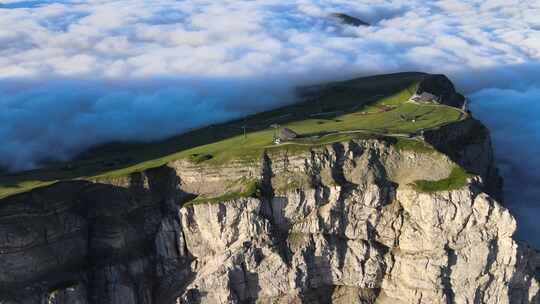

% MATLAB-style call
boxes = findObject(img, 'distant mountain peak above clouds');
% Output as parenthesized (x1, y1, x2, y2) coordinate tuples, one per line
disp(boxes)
(329, 13, 370, 27)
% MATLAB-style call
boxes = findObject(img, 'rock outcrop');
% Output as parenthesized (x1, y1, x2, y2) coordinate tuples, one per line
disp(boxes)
(0, 117, 538, 303)
(416, 74, 466, 108)
(329, 13, 370, 27)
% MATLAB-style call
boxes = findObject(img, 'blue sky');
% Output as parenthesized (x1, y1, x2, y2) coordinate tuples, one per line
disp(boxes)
(0, 0, 540, 245)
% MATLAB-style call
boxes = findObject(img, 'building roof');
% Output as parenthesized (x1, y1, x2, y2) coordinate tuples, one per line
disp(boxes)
(280, 128, 299, 140)
(411, 92, 438, 103)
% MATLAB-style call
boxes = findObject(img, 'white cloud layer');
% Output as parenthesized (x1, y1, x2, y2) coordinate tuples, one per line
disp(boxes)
(471, 87, 540, 245)
(0, 0, 540, 243)
(0, 0, 538, 79)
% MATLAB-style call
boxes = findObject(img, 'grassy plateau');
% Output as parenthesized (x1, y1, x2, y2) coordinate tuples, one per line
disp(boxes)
(0, 72, 467, 199)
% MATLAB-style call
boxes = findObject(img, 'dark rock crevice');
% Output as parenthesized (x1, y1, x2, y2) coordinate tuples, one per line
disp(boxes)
(0, 165, 195, 303)
(441, 245, 457, 304)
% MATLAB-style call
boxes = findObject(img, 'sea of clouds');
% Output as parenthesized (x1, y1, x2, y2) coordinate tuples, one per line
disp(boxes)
(0, 0, 539, 244)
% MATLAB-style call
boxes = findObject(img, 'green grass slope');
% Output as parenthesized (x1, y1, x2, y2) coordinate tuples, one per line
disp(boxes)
(0, 72, 466, 199)
(413, 166, 473, 193)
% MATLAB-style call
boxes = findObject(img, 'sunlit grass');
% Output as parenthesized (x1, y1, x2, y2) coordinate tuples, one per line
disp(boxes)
(412, 166, 473, 192)
(0, 72, 464, 199)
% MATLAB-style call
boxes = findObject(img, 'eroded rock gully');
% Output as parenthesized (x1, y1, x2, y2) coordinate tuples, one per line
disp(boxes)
(0, 120, 539, 304)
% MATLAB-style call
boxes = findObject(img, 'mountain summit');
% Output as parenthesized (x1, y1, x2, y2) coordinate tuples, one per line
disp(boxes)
(0, 73, 538, 303)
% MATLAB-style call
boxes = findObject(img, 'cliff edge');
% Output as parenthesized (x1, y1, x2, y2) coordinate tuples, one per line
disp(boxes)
(0, 73, 538, 304)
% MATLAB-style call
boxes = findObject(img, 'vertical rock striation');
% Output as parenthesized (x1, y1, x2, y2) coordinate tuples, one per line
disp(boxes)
(0, 118, 538, 303)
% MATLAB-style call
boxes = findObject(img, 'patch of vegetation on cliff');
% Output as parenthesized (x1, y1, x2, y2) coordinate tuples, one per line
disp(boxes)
(276, 180, 303, 194)
(188, 153, 214, 164)
(393, 138, 434, 153)
(89, 174, 131, 186)
(273, 171, 312, 195)
(287, 231, 309, 250)
(412, 166, 473, 192)
(184, 178, 259, 206)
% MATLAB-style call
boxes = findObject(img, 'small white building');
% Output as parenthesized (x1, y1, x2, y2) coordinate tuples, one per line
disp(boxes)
(410, 92, 440, 103)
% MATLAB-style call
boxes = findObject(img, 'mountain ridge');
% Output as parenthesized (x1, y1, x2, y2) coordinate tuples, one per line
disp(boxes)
(0, 72, 463, 199)
(0, 72, 537, 303)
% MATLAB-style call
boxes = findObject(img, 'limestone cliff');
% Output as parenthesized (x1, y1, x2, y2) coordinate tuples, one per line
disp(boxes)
(0, 118, 538, 304)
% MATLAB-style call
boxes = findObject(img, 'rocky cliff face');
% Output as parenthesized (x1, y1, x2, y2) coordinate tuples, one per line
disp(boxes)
(0, 118, 538, 304)
(415, 74, 466, 108)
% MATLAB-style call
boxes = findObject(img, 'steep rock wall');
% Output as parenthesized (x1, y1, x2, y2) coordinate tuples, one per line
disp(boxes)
(0, 120, 538, 304)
